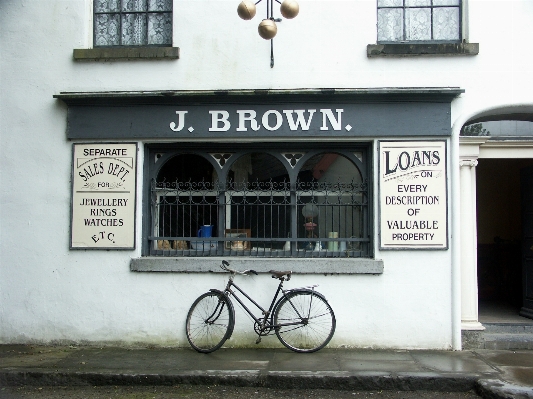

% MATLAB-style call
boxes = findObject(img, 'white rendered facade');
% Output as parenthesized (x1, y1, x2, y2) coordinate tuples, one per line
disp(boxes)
(1, 0, 532, 350)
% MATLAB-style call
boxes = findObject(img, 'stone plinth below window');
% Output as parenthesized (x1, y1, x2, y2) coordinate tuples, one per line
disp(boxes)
(367, 43, 479, 57)
(73, 47, 180, 61)
(130, 257, 384, 275)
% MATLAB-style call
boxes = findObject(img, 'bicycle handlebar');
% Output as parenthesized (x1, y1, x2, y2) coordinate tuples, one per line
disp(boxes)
(220, 260, 257, 276)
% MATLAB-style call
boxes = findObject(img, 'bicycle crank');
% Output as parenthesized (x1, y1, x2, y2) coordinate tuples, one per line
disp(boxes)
(254, 320, 273, 337)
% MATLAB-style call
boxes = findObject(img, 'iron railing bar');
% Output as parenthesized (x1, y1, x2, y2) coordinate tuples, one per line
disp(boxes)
(151, 176, 369, 257)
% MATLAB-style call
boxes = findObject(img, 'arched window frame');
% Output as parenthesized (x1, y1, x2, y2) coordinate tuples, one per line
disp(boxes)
(143, 144, 372, 258)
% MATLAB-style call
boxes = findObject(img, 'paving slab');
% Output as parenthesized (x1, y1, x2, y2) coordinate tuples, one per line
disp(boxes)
(410, 351, 496, 374)
(0, 345, 532, 398)
(475, 350, 533, 390)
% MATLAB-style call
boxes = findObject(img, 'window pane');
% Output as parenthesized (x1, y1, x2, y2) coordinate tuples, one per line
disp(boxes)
(154, 155, 218, 253)
(227, 184, 291, 251)
(297, 154, 364, 253)
(95, 0, 120, 13)
(433, 7, 460, 40)
(378, 8, 403, 42)
(227, 153, 290, 251)
(122, 0, 147, 12)
(95, 0, 172, 47)
(433, 0, 459, 5)
(148, 0, 172, 11)
(122, 14, 148, 45)
(405, 8, 431, 40)
(405, 0, 431, 6)
(94, 14, 120, 46)
(148, 12, 172, 45)
(377, 0, 403, 7)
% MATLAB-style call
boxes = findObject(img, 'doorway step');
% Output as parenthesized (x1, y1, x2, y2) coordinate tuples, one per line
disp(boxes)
(481, 322, 533, 350)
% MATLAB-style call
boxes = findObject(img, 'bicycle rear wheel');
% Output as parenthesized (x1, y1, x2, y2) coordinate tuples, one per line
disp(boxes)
(273, 290, 335, 353)
(186, 291, 234, 353)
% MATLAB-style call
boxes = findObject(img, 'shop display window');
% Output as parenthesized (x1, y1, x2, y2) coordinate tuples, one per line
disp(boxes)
(145, 146, 371, 258)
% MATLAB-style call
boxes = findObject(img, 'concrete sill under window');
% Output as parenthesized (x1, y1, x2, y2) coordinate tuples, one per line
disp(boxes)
(130, 257, 384, 275)
(367, 43, 479, 57)
(73, 47, 180, 61)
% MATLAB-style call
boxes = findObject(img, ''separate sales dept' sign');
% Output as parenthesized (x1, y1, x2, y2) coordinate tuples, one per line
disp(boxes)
(71, 143, 137, 249)
(379, 141, 447, 249)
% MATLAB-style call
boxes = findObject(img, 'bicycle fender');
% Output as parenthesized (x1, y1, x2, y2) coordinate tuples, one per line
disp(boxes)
(286, 288, 329, 302)
(208, 289, 236, 340)
(209, 288, 228, 296)
(273, 288, 330, 314)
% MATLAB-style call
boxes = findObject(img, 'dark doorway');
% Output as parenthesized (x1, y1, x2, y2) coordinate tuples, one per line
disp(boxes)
(476, 159, 533, 322)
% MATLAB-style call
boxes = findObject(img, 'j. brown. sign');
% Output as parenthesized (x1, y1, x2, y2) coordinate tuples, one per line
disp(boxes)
(64, 102, 452, 139)
(379, 141, 448, 250)
(70, 143, 137, 249)
(56, 89, 463, 139)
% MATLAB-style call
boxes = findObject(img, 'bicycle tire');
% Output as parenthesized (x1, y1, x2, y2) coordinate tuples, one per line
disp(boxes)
(186, 291, 234, 353)
(273, 290, 336, 353)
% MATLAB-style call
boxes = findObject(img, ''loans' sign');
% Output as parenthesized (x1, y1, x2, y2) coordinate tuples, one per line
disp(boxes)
(379, 141, 448, 249)
(70, 143, 137, 249)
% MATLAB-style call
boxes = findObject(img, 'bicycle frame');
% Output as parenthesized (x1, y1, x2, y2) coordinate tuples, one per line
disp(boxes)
(219, 273, 310, 334)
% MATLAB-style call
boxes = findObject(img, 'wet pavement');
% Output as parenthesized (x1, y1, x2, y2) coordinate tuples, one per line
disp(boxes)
(0, 345, 531, 398)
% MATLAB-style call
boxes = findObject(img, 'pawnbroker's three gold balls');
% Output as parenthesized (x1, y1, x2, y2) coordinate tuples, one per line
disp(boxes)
(238, 0, 299, 40)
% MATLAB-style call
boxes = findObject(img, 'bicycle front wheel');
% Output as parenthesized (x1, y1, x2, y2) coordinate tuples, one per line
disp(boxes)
(186, 291, 234, 353)
(273, 291, 335, 353)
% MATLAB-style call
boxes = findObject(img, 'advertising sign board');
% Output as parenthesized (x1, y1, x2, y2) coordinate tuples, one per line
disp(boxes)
(70, 143, 137, 249)
(379, 141, 448, 249)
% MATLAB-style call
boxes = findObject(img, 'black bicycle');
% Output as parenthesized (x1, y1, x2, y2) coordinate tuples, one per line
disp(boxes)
(186, 260, 336, 353)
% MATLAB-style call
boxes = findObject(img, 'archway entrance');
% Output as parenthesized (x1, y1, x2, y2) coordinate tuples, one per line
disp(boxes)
(459, 111, 533, 348)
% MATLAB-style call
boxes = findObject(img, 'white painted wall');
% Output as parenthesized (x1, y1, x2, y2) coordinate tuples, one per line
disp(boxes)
(1, 0, 532, 349)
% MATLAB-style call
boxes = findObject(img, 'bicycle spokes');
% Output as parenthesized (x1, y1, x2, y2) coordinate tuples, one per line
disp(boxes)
(274, 291, 336, 353)
(186, 292, 234, 353)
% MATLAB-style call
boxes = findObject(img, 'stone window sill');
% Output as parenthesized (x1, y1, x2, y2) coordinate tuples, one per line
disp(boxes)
(367, 43, 479, 57)
(73, 47, 180, 61)
(130, 257, 384, 275)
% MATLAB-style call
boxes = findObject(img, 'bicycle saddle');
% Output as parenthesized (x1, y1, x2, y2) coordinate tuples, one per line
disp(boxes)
(269, 270, 292, 280)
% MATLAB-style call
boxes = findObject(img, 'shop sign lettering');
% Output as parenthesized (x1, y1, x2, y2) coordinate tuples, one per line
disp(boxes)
(379, 141, 448, 249)
(169, 109, 348, 133)
(71, 143, 137, 249)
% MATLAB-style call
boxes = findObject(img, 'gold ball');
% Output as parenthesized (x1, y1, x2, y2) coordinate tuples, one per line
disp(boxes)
(258, 19, 277, 40)
(280, 0, 299, 19)
(237, 0, 256, 20)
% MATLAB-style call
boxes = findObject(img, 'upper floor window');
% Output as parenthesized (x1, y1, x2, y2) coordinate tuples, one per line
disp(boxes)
(94, 0, 172, 47)
(377, 0, 461, 43)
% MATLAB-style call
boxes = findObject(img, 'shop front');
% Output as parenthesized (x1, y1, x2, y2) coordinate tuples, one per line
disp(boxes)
(55, 88, 462, 349)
